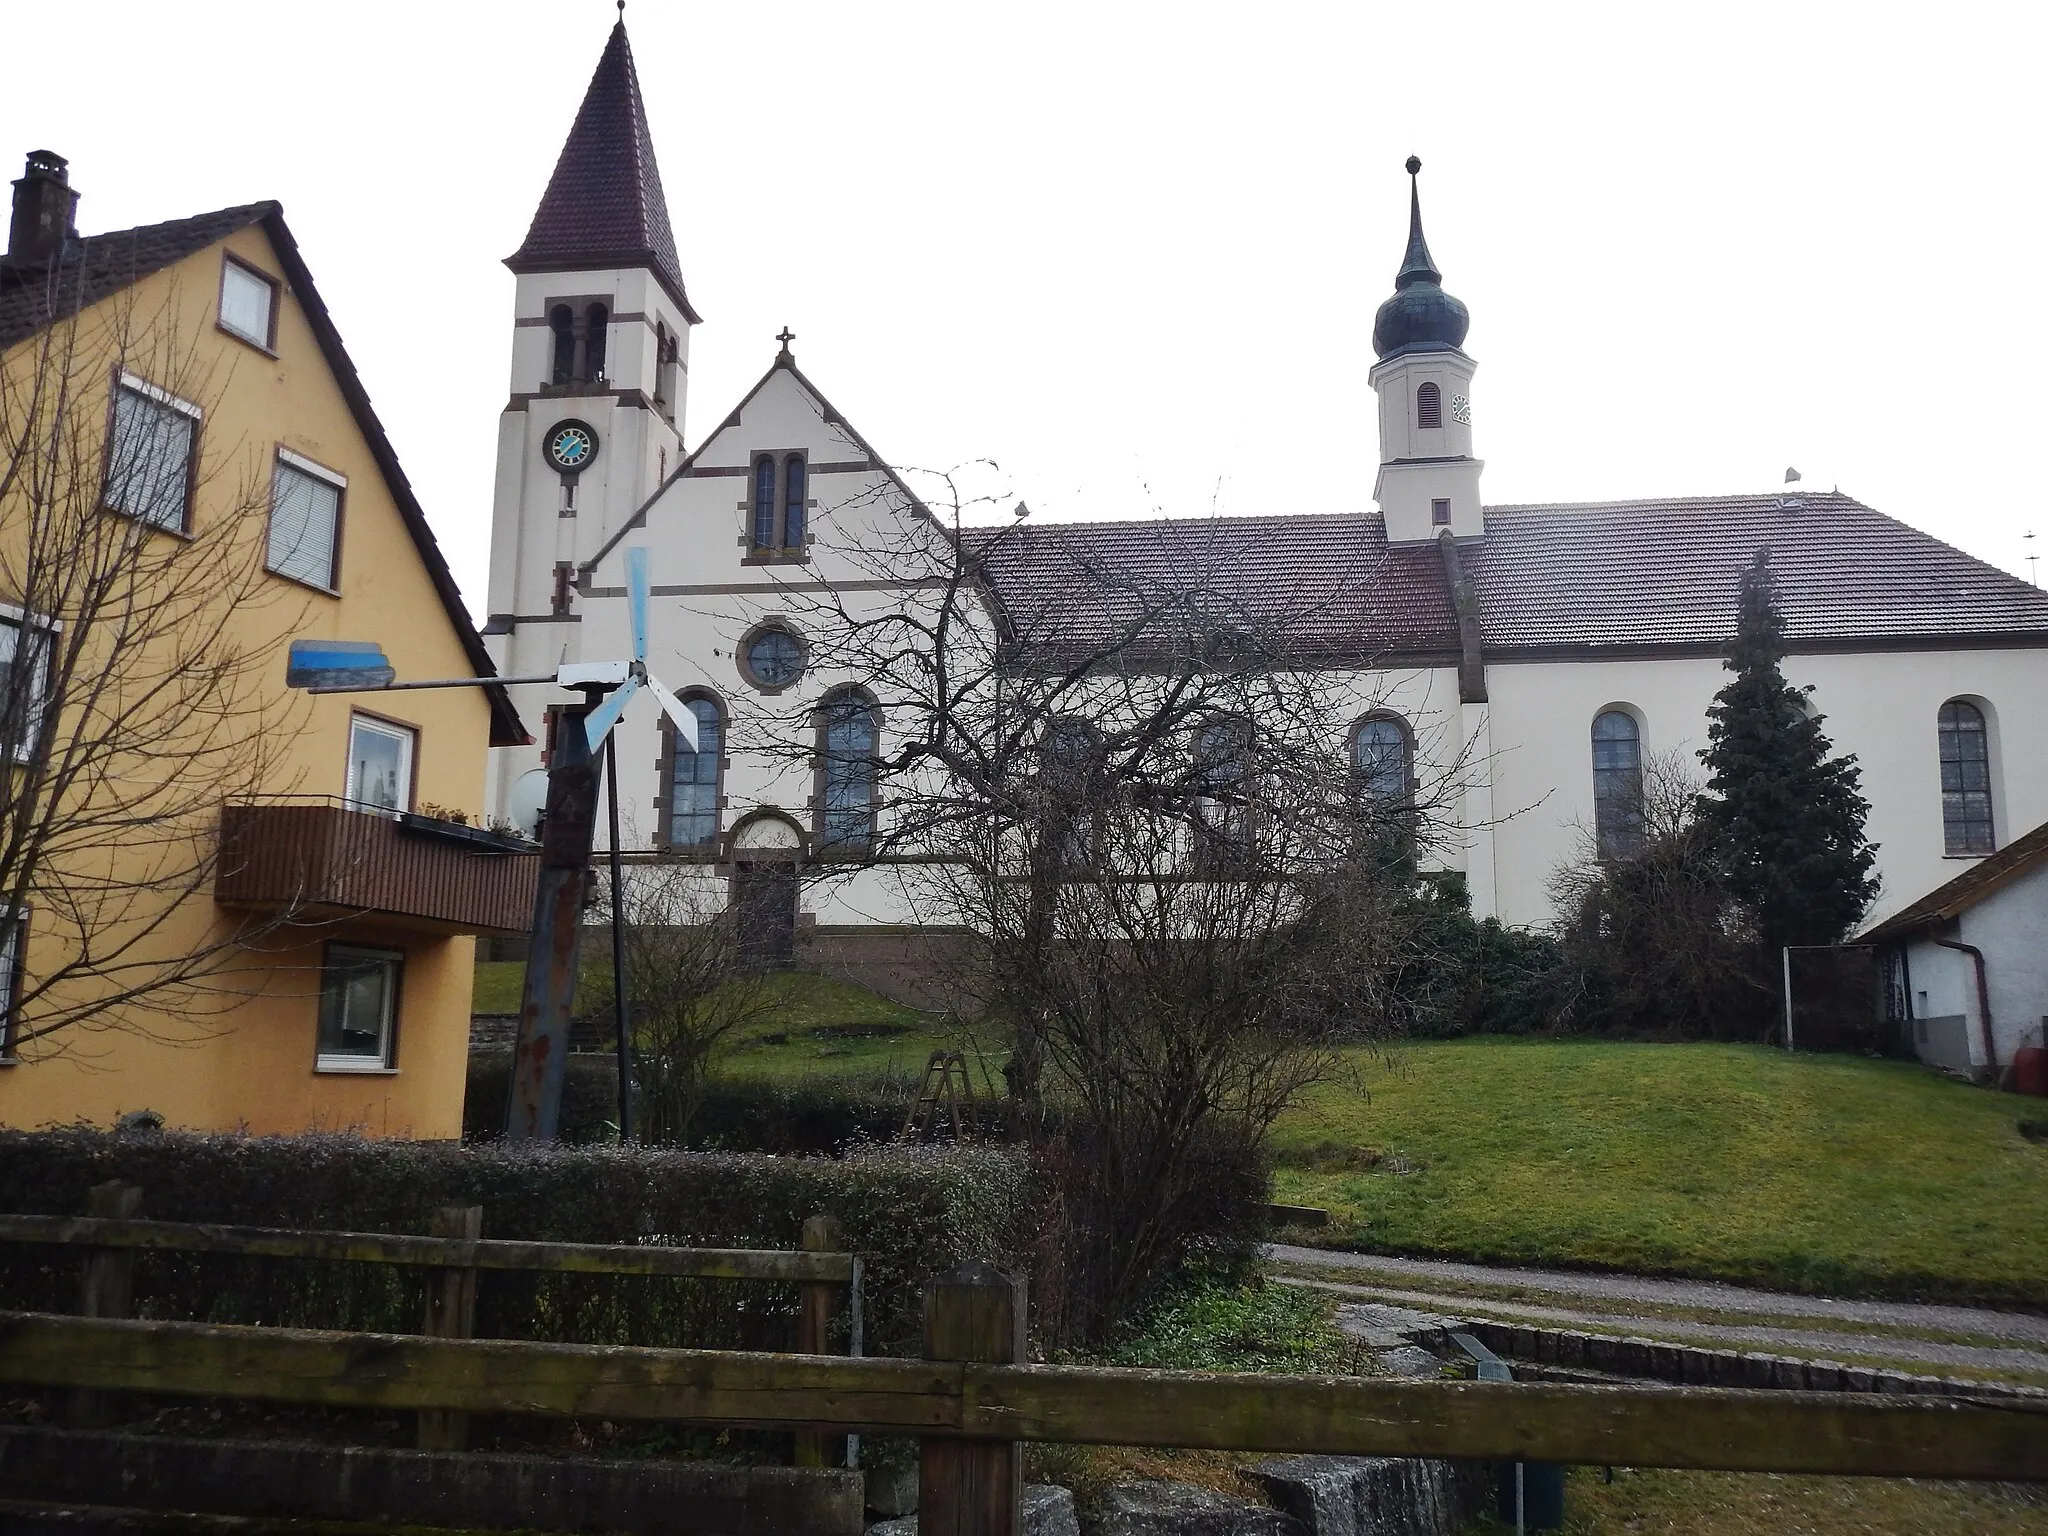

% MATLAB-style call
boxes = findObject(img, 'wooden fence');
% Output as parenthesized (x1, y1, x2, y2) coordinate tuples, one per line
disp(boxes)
(0, 1190, 2043, 1536)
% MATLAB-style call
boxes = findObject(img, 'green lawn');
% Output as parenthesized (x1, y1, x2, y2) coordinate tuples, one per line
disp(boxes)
(1521, 1465, 2048, 1535)
(1272, 1038, 2048, 1308)
(473, 960, 999, 1087)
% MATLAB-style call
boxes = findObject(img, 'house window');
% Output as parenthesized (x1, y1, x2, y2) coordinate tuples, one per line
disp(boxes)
(783, 456, 807, 548)
(1591, 710, 1644, 859)
(104, 374, 199, 532)
(315, 944, 400, 1071)
(346, 715, 415, 812)
(819, 690, 879, 850)
(1042, 718, 1104, 869)
(1416, 381, 1442, 429)
(1352, 715, 1412, 799)
(739, 625, 806, 692)
(549, 306, 575, 386)
(1938, 700, 1995, 856)
(1194, 716, 1254, 859)
(267, 450, 345, 591)
(218, 255, 278, 350)
(0, 608, 54, 765)
(1431, 498, 1452, 527)
(667, 694, 725, 848)
(0, 912, 25, 1058)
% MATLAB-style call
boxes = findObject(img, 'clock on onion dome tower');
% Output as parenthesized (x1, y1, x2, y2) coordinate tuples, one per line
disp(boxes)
(480, 11, 702, 831)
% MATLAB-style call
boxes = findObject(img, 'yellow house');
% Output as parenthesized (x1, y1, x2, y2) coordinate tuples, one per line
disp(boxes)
(0, 151, 529, 1138)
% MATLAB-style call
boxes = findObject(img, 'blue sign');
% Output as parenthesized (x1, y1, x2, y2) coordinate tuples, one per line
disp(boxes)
(287, 639, 395, 692)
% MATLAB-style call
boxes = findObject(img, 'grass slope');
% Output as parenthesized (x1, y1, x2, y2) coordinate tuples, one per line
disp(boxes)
(1534, 1466, 2048, 1534)
(1273, 1038, 2048, 1308)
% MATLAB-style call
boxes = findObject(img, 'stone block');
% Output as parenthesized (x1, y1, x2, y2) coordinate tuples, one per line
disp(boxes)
(1250, 1456, 1487, 1536)
(1840, 1367, 1879, 1393)
(867, 1461, 919, 1517)
(1741, 1353, 1778, 1389)
(869, 1483, 1076, 1536)
(1802, 1362, 1845, 1393)
(1095, 1481, 1306, 1536)
(1770, 1356, 1808, 1390)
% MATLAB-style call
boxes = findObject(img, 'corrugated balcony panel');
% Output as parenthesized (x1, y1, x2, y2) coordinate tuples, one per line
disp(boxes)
(216, 801, 539, 936)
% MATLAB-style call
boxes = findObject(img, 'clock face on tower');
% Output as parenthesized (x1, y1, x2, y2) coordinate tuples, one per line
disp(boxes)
(544, 420, 599, 475)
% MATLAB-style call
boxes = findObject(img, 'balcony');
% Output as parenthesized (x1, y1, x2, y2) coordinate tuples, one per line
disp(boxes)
(216, 799, 539, 936)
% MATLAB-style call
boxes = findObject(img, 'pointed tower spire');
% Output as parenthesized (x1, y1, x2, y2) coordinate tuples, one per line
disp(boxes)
(1373, 156, 1468, 359)
(506, 19, 700, 322)
(1395, 155, 1440, 288)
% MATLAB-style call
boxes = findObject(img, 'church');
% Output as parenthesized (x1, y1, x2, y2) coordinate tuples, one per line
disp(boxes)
(483, 20, 2048, 1017)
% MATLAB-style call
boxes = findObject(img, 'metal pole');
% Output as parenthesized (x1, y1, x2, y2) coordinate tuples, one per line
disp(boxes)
(1781, 946, 1795, 1052)
(606, 735, 633, 1142)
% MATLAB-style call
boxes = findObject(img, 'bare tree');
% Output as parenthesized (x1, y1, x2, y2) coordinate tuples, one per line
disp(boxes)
(0, 284, 314, 1059)
(1547, 748, 1770, 1038)
(582, 857, 777, 1143)
(728, 469, 1476, 1339)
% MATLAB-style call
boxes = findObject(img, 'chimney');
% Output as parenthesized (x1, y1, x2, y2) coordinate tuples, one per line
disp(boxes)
(7, 151, 79, 269)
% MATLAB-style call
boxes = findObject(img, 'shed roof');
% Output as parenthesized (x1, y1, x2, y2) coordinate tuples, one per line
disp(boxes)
(1859, 819, 2048, 944)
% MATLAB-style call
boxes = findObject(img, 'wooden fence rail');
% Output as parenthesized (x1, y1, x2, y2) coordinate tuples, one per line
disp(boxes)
(0, 1310, 2040, 1484)
(0, 1213, 856, 1284)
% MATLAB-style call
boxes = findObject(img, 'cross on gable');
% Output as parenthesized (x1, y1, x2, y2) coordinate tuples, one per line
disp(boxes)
(776, 326, 795, 355)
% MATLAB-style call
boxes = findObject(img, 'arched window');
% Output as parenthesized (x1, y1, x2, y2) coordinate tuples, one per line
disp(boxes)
(820, 690, 880, 850)
(1591, 710, 1643, 859)
(1194, 716, 1253, 860)
(584, 303, 608, 383)
(1416, 381, 1442, 430)
(783, 456, 807, 548)
(653, 322, 671, 404)
(666, 695, 725, 849)
(1938, 700, 1995, 855)
(752, 457, 777, 549)
(1352, 715, 1412, 799)
(549, 306, 574, 386)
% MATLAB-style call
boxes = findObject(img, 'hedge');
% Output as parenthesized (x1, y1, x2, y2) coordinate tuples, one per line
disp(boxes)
(0, 1129, 1030, 1359)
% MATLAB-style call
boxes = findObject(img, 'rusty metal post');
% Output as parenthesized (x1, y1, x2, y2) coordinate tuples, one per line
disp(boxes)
(505, 697, 603, 1141)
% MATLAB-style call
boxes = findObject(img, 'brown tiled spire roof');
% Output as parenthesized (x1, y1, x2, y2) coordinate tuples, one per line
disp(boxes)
(505, 21, 699, 323)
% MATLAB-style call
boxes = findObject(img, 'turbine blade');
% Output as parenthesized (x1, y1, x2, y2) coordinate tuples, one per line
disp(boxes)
(626, 546, 650, 663)
(582, 675, 641, 751)
(646, 673, 698, 754)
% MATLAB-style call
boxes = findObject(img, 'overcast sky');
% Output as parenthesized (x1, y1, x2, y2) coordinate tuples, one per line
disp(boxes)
(9, 1, 2044, 610)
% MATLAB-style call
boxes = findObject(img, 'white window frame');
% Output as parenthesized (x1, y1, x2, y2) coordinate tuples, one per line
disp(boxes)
(345, 713, 416, 814)
(218, 254, 279, 351)
(106, 371, 202, 533)
(267, 448, 347, 592)
(0, 909, 25, 1061)
(0, 600, 59, 766)
(314, 943, 401, 1072)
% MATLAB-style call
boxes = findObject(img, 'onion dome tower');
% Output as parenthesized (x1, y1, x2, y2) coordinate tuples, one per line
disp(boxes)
(1370, 158, 1483, 543)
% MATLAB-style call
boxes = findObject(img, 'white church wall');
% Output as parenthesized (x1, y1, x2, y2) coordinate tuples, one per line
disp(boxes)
(1960, 858, 2048, 1066)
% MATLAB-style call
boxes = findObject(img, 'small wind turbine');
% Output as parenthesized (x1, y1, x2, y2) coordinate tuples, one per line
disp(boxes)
(284, 546, 696, 1143)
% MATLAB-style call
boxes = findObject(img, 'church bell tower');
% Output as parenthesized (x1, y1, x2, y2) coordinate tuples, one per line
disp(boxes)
(1370, 158, 1483, 543)
(483, 15, 699, 820)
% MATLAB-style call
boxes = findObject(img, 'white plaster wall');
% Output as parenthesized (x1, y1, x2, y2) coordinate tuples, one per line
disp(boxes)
(1484, 644, 2048, 931)
(1960, 858, 2048, 1064)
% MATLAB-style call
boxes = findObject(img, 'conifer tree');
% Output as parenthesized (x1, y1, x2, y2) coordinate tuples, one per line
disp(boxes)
(1698, 550, 1879, 952)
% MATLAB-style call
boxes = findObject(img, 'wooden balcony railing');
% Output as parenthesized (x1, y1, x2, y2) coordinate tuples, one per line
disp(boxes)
(215, 799, 539, 935)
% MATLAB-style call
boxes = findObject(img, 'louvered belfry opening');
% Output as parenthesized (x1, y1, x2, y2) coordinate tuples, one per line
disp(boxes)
(1416, 380, 1442, 429)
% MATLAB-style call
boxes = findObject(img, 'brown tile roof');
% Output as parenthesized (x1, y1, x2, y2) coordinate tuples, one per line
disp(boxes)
(967, 493, 2048, 661)
(1467, 493, 2048, 653)
(505, 21, 698, 323)
(967, 514, 1460, 663)
(0, 202, 276, 350)
(1859, 817, 2048, 943)
(0, 204, 526, 746)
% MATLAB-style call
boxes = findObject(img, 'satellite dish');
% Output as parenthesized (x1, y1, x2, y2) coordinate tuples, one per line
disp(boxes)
(508, 769, 550, 840)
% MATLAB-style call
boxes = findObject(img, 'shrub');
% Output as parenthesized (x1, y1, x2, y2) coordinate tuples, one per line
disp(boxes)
(0, 1129, 1029, 1359)
(1107, 1274, 1349, 1373)
(464, 1051, 621, 1142)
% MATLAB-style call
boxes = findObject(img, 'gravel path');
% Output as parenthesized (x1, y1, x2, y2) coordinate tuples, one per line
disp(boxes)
(1280, 1275, 2048, 1377)
(1265, 1244, 2048, 1348)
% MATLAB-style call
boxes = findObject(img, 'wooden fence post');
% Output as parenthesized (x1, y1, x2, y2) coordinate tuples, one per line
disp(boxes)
(794, 1213, 846, 1469)
(920, 1260, 1024, 1536)
(417, 1204, 482, 1451)
(70, 1180, 142, 1428)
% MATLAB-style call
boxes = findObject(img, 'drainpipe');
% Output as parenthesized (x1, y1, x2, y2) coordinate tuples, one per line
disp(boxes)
(1933, 938, 1997, 1078)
